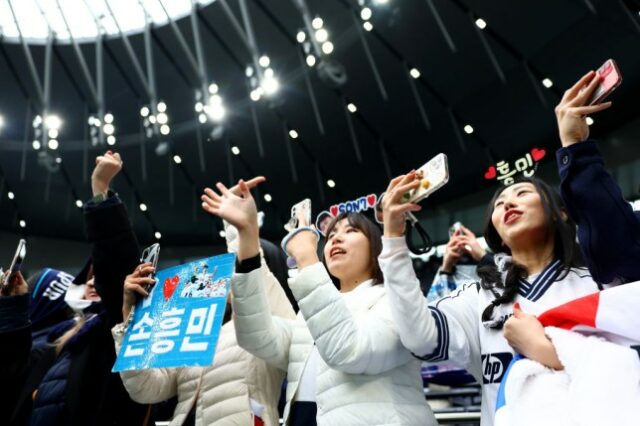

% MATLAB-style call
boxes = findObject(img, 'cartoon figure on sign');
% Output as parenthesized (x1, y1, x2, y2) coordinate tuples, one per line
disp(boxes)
(484, 148, 546, 186)
(181, 264, 220, 298)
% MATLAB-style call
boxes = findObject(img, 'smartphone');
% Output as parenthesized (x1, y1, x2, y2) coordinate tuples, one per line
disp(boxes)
(140, 243, 160, 291)
(588, 59, 622, 105)
(405, 153, 450, 204)
(285, 199, 312, 232)
(448, 222, 463, 238)
(2, 239, 27, 287)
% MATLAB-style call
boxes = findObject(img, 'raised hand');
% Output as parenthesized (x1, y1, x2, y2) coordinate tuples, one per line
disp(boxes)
(442, 235, 466, 273)
(91, 151, 123, 196)
(201, 179, 263, 261)
(0, 271, 28, 297)
(228, 176, 265, 197)
(381, 171, 422, 238)
(555, 71, 613, 148)
(457, 225, 487, 262)
(201, 180, 260, 232)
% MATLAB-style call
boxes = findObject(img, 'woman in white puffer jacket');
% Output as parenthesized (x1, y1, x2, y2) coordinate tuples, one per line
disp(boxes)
(113, 179, 296, 426)
(201, 178, 435, 426)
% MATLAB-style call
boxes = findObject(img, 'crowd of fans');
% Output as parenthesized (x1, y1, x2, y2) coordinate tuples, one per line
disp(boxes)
(1, 71, 638, 426)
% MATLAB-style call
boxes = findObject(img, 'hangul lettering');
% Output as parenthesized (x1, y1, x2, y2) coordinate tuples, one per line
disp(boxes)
(514, 154, 533, 172)
(123, 312, 155, 357)
(151, 340, 174, 354)
(123, 345, 144, 357)
(180, 305, 218, 352)
(496, 161, 516, 185)
(150, 308, 185, 354)
(522, 169, 535, 177)
(129, 312, 154, 341)
(156, 307, 185, 338)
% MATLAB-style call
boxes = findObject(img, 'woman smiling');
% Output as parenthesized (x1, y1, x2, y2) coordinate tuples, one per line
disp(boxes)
(381, 174, 600, 425)
(201, 178, 434, 426)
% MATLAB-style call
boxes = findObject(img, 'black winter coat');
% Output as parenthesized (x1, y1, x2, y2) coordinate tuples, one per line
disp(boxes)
(0, 196, 150, 426)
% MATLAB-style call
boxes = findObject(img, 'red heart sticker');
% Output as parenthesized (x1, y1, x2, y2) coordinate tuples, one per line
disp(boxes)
(367, 194, 377, 208)
(531, 147, 546, 162)
(484, 166, 497, 180)
(330, 205, 338, 217)
(163, 275, 180, 301)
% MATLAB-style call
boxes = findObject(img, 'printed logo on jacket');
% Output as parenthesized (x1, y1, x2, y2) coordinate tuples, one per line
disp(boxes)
(481, 352, 513, 384)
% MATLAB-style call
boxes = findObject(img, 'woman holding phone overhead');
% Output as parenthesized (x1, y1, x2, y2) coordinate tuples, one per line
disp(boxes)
(554, 67, 640, 284)
(380, 172, 603, 425)
(201, 178, 434, 425)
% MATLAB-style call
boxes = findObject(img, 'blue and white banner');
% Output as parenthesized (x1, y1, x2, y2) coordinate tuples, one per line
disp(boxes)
(113, 253, 236, 372)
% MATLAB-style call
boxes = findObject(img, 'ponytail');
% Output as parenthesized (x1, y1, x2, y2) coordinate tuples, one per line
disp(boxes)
(477, 260, 527, 328)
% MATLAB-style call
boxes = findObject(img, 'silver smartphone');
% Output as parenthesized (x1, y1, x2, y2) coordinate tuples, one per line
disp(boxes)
(140, 243, 160, 291)
(285, 199, 312, 232)
(2, 239, 26, 287)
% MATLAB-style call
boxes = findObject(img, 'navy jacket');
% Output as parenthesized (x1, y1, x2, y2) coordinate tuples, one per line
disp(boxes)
(556, 140, 640, 284)
(1, 195, 149, 426)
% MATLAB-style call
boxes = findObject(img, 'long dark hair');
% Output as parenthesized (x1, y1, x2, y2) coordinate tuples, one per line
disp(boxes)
(478, 177, 583, 325)
(322, 212, 384, 287)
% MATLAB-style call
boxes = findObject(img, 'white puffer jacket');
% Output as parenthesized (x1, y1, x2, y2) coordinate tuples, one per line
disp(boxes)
(114, 226, 296, 426)
(232, 262, 435, 425)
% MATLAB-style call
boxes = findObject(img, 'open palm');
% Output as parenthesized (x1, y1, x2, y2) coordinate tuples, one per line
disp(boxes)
(201, 180, 258, 232)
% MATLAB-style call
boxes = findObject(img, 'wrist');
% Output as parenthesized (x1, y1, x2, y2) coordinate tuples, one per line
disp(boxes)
(383, 222, 405, 238)
(295, 252, 320, 270)
(237, 229, 260, 262)
(472, 249, 487, 262)
(560, 135, 580, 148)
(122, 305, 132, 322)
(441, 265, 454, 274)
(534, 336, 563, 370)
(91, 180, 109, 197)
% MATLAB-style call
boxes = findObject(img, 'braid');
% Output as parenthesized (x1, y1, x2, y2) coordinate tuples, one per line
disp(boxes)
(478, 261, 527, 326)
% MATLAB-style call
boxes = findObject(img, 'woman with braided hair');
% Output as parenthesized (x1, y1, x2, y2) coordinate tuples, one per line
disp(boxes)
(381, 173, 601, 425)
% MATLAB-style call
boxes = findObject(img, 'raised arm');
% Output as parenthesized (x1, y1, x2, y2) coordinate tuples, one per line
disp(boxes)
(201, 178, 293, 371)
(555, 71, 640, 283)
(0, 273, 31, 425)
(380, 173, 483, 381)
(85, 151, 140, 326)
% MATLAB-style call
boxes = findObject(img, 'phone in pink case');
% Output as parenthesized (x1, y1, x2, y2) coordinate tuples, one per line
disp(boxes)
(588, 59, 622, 105)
